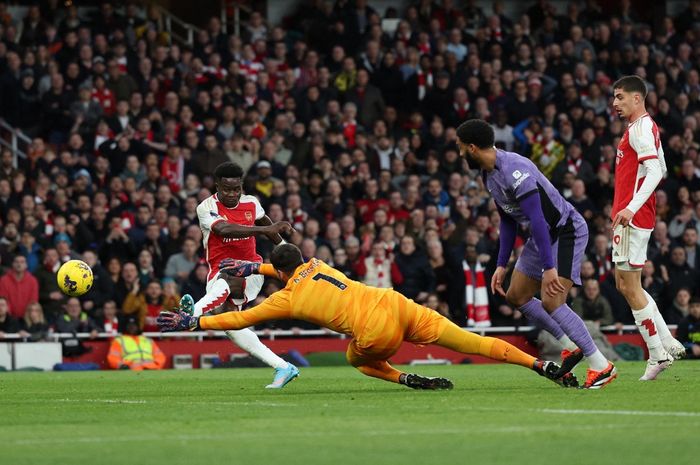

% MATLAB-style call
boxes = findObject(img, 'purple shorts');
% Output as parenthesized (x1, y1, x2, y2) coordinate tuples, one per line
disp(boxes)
(515, 213, 588, 286)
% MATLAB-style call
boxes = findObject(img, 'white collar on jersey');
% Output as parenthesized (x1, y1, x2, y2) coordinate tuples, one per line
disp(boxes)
(214, 193, 240, 210)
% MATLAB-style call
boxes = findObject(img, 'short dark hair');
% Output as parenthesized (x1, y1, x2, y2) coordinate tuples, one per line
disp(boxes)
(271, 243, 304, 273)
(613, 75, 648, 98)
(214, 162, 244, 181)
(456, 119, 495, 149)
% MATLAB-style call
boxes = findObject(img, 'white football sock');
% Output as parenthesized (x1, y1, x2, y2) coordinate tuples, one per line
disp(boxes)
(558, 335, 578, 351)
(586, 350, 609, 371)
(642, 289, 674, 347)
(633, 297, 668, 361)
(226, 329, 288, 369)
(193, 279, 231, 317)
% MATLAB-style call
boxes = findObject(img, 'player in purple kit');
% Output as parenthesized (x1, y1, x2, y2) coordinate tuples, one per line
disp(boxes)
(456, 119, 617, 389)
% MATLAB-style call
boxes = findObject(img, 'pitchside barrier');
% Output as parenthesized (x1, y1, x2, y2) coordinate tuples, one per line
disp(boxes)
(0, 325, 659, 370)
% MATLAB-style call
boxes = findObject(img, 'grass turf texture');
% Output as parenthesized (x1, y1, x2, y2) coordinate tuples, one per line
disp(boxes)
(2, 361, 699, 465)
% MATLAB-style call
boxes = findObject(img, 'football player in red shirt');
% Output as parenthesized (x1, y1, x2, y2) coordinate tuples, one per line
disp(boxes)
(611, 75, 686, 380)
(183, 162, 298, 388)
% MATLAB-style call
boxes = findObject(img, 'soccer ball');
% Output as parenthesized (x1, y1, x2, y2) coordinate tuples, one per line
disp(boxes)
(57, 260, 94, 297)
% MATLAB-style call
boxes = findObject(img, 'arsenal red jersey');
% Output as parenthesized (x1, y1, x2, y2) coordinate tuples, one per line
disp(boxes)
(197, 194, 264, 281)
(612, 113, 667, 230)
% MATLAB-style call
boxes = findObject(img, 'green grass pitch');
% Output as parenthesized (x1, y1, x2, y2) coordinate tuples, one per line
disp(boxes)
(2, 361, 699, 465)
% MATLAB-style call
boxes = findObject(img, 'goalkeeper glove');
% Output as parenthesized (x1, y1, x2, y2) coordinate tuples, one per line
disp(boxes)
(157, 310, 200, 332)
(219, 258, 260, 278)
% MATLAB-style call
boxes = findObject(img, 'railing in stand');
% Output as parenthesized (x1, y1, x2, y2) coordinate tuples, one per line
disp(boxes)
(221, 0, 253, 37)
(0, 118, 31, 169)
(156, 6, 202, 47)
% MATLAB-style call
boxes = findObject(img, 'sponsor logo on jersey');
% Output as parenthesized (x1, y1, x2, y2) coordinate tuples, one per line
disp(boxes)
(223, 237, 248, 243)
(245, 211, 253, 222)
(512, 170, 522, 179)
(511, 172, 530, 189)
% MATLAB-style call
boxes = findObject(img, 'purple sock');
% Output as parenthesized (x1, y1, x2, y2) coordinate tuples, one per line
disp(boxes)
(519, 298, 565, 339)
(550, 304, 598, 357)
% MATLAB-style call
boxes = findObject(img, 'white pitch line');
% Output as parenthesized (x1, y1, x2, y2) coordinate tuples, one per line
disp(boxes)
(31, 400, 700, 418)
(56, 398, 147, 404)
(8, 424, 633, 446)
(51, 398, 295, 407)
(534, 408, 700, 418)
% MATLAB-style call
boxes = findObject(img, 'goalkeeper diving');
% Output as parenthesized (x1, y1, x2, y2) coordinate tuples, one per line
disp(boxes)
(158, 243, 577, 389)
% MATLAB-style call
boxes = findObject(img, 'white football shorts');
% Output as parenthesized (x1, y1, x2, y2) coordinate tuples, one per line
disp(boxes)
(612, 224, 651, 271)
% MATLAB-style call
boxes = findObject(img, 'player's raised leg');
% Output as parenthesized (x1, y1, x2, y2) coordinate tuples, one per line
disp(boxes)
(434, 321, 578, 387)
(505, 269, 582, 372)
(519, 217, 615, 388)
(182, 273, 297, 387)
(224, 274, 298, 387)
(540, 275, 615, 389)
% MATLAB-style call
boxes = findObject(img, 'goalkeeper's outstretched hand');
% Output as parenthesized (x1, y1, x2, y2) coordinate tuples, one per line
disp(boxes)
(219, 258, 260, 278)
(157, 310, 199, 332)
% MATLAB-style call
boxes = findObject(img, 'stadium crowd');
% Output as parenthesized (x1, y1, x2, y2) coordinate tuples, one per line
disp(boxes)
(0, 1, 699, 356)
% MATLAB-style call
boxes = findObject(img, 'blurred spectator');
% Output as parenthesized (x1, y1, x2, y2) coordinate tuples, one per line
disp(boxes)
(80, 250, 113, 316)
(567, 180, 596, 221)
(588, 233, 613, 283)
(107, 315, 165, 370)
(660, 247, 699, 304)
(0, 296, 29, 339)
(34, 248, 64, 323)
(100, 300, 120, 336)
(666, 287, 692, 325)
(113, 261, 139, 308)
(55, 297, 99, 337)
(182, 261, 209, 303)
(22, 302, 49, 341)
(677, 298, 700, 359)
(571, 279, 614, 326)
(356, 241, 402, 288)
(641, 261, 665, 305)
(164, 237, 199, 284)
(122, 279, 178, 331)
(679, 227, 700, 269)
(0, 255, 39, 319)
(394, 235, 435, 303)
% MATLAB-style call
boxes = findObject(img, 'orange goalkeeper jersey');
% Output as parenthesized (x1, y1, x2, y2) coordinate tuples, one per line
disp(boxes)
(199, 258, 396, 337)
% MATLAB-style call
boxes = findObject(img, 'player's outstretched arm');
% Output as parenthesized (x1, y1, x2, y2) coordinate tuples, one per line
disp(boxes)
(219, 258, 260, 277)
(255, 215, 289, 244)
(492, 206, 517, 296)
(200, 295, 293, 330)
(158, 293, 293, 331)
(219, 259, 279, 278)
(157, 310, 200, 332)
(518, 192, 565, 297)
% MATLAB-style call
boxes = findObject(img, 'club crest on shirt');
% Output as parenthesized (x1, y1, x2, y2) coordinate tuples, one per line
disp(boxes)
(209, 211, 221, 218)
(245, 211, 253, 222)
